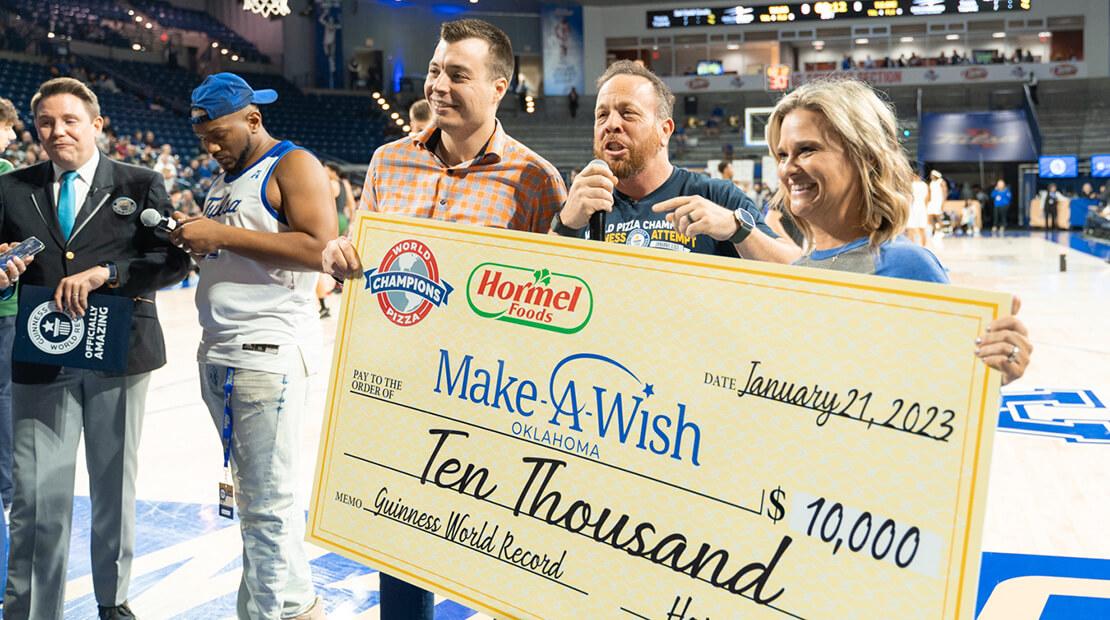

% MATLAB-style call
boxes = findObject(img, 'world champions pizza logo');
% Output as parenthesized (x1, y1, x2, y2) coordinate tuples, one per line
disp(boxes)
(363, 239, 453, 327)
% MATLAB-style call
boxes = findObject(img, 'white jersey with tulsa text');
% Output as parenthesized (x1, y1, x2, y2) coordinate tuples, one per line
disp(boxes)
(195, 140, 322, 375)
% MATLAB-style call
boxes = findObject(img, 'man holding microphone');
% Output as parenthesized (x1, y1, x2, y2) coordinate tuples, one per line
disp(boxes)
(551, 61, 799, 263)
(0, 77, 188, 619)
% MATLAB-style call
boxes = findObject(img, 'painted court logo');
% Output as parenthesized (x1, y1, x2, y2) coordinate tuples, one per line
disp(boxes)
(466, 263, 592, 334)
(364, 239, 453, 327)
(27, 302, 85, 354)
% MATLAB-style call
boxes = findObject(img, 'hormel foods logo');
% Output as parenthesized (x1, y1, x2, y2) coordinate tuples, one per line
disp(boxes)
(466, 263, 593, 334)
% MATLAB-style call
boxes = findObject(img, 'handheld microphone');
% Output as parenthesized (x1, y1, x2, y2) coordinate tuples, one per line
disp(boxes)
(586, 158, 610, 241)
(140, 208, 177, 232)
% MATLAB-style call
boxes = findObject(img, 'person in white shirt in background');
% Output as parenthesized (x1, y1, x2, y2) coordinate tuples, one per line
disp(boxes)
(152, 144, 177, 193)
(926, 169, 947, 237)
(907, 173, 929, 246)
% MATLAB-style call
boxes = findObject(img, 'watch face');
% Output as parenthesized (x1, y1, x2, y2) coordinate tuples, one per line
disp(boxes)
(736, 208, 755, 229)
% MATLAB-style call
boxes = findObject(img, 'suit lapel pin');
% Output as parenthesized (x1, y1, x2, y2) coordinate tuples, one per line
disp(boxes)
(112, 196, 138, 216)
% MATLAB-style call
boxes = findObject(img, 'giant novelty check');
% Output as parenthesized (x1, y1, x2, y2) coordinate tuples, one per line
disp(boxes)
(309, 213, 1009, 619)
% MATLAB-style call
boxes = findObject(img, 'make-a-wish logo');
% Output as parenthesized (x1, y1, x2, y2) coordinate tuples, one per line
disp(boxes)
(364, 239, 453, 327)
(466, 263, 592, 334)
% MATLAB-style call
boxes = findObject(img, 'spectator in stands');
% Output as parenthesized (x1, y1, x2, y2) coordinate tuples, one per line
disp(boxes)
(1081, 181, 1097, 200)
(718, 160, 733, 183)
(174, 188, 201, 217)
(908, 52, 922, 67)
(1044, 182, 1060, 230)
(516, 73, 530, 110)
(153, 144, 177, 193)
(751, 181, 771, 211)
(991, 178, 1012, 233)
(841, 54, 853, 70)
(408, 99, 432, 135)
(896, 54, 907, 67)
(705, 105, 723, 138)
(0, 96, 16, 174)
(568, 86, 579, 118)
(347, 57, 361, 89)
(550, 60, 798, 263)
(322, 20, 569, 619)
(766, 79, 1030, 384)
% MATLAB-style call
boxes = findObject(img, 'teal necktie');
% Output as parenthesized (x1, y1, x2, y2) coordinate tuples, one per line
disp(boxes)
(58, 170, 78, 239)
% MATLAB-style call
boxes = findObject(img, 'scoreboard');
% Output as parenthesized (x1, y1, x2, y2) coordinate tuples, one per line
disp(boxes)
(648, 0, 1032, 29)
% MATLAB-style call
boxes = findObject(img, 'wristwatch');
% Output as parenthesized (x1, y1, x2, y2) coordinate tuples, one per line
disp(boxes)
(550, 211, 585, 237)
(99, 261, 119, 288)
(730, 208, 756, 245)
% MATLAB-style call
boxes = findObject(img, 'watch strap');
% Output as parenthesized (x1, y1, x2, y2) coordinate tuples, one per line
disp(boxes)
(730, 209, 754, 245)
(99, 261, 119, 288)
(551, 211, 585, 237)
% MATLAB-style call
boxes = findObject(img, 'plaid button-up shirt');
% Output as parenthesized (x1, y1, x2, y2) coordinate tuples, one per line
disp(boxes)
(359, 122, 566, 233)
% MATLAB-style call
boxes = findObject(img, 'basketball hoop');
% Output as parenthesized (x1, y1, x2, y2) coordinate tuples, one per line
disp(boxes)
(243, 0, 290, 18)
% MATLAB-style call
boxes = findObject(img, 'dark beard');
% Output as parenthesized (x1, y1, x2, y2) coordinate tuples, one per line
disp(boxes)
(593, 138, 659, 180)
(223, 135, 254, 174)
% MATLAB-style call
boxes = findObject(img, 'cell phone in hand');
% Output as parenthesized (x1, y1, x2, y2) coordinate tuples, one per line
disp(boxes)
(0, 237, 46, 268)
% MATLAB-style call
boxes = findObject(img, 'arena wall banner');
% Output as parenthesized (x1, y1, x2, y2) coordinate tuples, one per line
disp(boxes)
(309, 212, 1010, 619)
(919, 110, 1039, 163)
(661, 61, 1086, 94)
(541, 4, 585, 97)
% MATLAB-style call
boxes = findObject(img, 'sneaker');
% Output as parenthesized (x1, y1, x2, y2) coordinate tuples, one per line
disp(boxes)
(98, 603, 137, 620)
(319, 306, 331, 319)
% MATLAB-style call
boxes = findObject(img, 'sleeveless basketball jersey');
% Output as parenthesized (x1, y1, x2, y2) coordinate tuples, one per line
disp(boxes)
(195, 140, 321, 375)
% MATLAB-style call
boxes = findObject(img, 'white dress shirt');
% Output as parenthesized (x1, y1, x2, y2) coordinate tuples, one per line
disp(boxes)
(51, 148, 101, 212)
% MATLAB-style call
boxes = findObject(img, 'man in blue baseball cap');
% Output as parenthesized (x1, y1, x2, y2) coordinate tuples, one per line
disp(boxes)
(176, 72, 335, 619)
(189, 73, 279, 174)
(190, 72, 277, 124)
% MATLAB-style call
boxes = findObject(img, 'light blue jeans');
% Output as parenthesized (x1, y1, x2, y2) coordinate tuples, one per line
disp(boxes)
(199, 363, 316, 619)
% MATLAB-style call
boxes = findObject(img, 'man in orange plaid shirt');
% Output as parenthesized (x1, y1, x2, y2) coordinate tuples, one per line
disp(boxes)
(324, 18, 566, 277)
(321, 18, 565, 620)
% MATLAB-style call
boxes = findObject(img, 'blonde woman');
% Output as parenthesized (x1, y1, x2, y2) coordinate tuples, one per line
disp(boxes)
(766, 79, 1032, 383)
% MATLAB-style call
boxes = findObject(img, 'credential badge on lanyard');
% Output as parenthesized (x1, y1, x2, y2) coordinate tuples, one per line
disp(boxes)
(219, 367, 235, 519)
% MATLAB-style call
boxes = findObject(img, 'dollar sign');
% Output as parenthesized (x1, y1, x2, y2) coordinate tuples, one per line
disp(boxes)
(766, 486, 786, 523)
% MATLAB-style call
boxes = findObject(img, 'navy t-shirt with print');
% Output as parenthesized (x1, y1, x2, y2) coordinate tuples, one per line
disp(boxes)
(582, 167, 775, 257)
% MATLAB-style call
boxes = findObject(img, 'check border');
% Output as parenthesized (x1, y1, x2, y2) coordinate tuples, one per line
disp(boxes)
(309, 214, 1003, 619)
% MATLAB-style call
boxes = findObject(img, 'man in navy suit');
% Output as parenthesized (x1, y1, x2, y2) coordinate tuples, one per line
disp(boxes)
(0, 77, 189, 620)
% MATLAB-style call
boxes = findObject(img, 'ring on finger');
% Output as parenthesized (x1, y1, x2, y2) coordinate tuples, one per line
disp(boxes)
(1007, 344, 1020, 363)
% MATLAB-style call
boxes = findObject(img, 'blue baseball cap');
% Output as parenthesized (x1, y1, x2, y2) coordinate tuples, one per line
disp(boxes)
(190, 73, 277, 125)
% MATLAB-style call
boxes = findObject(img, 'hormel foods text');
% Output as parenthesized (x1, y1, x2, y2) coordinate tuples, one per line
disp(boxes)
(466, 263, 593, 334)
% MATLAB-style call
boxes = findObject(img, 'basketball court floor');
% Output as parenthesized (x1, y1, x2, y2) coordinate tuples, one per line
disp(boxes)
(46, 232, 1110, 619)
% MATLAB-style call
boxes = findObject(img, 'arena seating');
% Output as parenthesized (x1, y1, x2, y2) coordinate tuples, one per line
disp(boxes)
(0, 57, 53, 128)
(129, 0, 268, 63)
(0, 51, 394, 163)
(0, 0, 132, 49)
